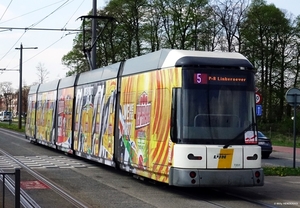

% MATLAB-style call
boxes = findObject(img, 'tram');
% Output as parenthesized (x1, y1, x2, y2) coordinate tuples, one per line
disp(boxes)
(25, 49, 264, 187)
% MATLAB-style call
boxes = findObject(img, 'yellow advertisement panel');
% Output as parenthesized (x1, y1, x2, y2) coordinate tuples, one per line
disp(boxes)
(25, 94, 36, 137)
(118, 67, 181, 182)
(36, 91, 56, 143)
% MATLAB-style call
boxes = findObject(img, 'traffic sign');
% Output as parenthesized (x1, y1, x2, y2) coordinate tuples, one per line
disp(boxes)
(255, 92, 262, 104)
(285, 88, 300, 106)
(285, 88, 300, 168)
(256, 105, 262, 116)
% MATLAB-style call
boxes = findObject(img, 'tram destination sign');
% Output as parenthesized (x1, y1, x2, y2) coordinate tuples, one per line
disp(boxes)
(194, 73, 247, 85)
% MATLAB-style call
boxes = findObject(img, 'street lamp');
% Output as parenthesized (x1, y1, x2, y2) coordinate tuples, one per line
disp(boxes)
(15, 43, 38, 129)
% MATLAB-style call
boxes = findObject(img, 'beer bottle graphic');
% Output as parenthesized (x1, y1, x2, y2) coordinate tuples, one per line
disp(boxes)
(135, 73, 152, 171)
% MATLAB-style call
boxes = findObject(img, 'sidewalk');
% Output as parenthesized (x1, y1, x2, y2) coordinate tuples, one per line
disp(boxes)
(273, 146, 300, 154)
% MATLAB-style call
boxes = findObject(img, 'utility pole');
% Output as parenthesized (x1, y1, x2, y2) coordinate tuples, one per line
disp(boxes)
(91, 0, 97, 70)
(80, 1, 115, 71)
(15, 43, 38, 129)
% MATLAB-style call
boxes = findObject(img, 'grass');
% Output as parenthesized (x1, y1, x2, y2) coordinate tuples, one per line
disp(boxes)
(261, 132, 300, 176)
(263, 167, 300, 176)
(1, 121, 299, 176)
(262, 131, 300, 148)
(0, 120, 25, 133)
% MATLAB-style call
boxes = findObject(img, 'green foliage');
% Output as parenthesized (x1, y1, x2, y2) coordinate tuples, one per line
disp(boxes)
(60, 0, 300, 127)
(263, 167, 300, 176)
(258, 112, 300, 148)
(0, 121, 25, 133)
(271, 133, 300, 148)
(258, 118, 293, 135)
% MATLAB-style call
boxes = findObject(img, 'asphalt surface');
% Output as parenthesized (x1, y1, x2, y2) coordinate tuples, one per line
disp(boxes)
(258, 146, 300, 207)
(263, 146, 300, 168)
(1, 128, 300, 207)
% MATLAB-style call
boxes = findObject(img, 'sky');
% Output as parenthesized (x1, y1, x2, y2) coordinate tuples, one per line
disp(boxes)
(0, 0, 106, 89)
(266, 0, 300, 17)
(0, 0, 299, 90)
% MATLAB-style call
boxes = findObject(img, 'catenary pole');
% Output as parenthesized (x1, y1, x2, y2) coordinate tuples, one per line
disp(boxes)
(91, 0, 97, 70)
(15, 43, 38, 129)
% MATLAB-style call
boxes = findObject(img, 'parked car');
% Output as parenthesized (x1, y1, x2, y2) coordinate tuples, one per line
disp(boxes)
(0, 111, 12, 122)
(257, 131, 273, 159)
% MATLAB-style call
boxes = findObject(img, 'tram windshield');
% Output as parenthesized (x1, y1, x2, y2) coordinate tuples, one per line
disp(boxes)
(172, 68, 256, 145)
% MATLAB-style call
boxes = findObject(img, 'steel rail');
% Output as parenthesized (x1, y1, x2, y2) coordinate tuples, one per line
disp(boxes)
(0, 149, 90, 208)
(0, 170, 40, 208)
(215, 189, 279, 208)
(170, 185, 279, 208)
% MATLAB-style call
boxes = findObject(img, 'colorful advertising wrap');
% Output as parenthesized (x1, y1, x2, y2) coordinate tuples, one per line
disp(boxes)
(56, 87, 74, 152)
(118, 68, 181, 183)
(73, 80, 117, 165)
(25, 94, 36, 137)
(36, 91, 57, 145)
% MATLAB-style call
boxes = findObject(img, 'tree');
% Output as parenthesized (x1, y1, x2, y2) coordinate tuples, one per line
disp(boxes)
(210, 0, 250, 52)
(36, 62, 49, 84)
(22, 86, 30, 114)
(62, 0, 210, 76)
(241, 0, 295, 123)
(0, 82, 14, 111)
(105, 0, 148, 57)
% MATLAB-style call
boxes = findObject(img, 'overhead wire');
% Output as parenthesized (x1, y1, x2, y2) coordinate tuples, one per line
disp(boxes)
(60, 0, 85, 38)
(0, 0, 13, 22)
(23, 0, 85, 66)
(1, 0, 85, 70)
(12, 32, 80, 69)
(0, 0, 68, 25)
(63, 0, 85, 29)
(0, 0, 71, 63)
(28, 0, 71, 28)
(0, 31, 27, 67)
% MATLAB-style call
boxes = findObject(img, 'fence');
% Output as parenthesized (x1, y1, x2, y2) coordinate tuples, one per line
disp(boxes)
(0, 168, 20, 208)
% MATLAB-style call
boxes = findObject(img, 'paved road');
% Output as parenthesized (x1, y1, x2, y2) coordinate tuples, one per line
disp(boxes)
(262, 146, 300, 168)
(1, 129, 300, 207)
(272, 146, 300, 154)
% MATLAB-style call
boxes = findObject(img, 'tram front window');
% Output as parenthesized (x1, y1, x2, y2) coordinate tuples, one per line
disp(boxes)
(181, 86, 255, 144)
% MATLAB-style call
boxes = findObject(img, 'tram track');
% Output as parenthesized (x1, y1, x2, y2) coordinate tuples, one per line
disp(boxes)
(127, 174, 280, 208)
(0, 168, 40, 208)
(212, 188, 278, 208)
(1, 128, 299, 208)
(0, 148, 90, 208)
(167, 184, 280, 208)
(1, 145, 274, 208)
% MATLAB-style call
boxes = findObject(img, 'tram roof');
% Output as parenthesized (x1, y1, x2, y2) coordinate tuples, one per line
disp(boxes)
(38, 79, 60, 93)
(58, 75, 77, 89)
(28, 84, 40, 95)
(76, 62, 121, 86)
(122, 49, 254, 76)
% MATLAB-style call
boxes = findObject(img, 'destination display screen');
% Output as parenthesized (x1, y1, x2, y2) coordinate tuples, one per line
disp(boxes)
(193, 73, 247, 85)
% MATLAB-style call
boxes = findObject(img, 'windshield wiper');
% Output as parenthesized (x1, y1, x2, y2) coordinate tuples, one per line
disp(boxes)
(223, 124, 252, 149)
(223, 107, 256, 149)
